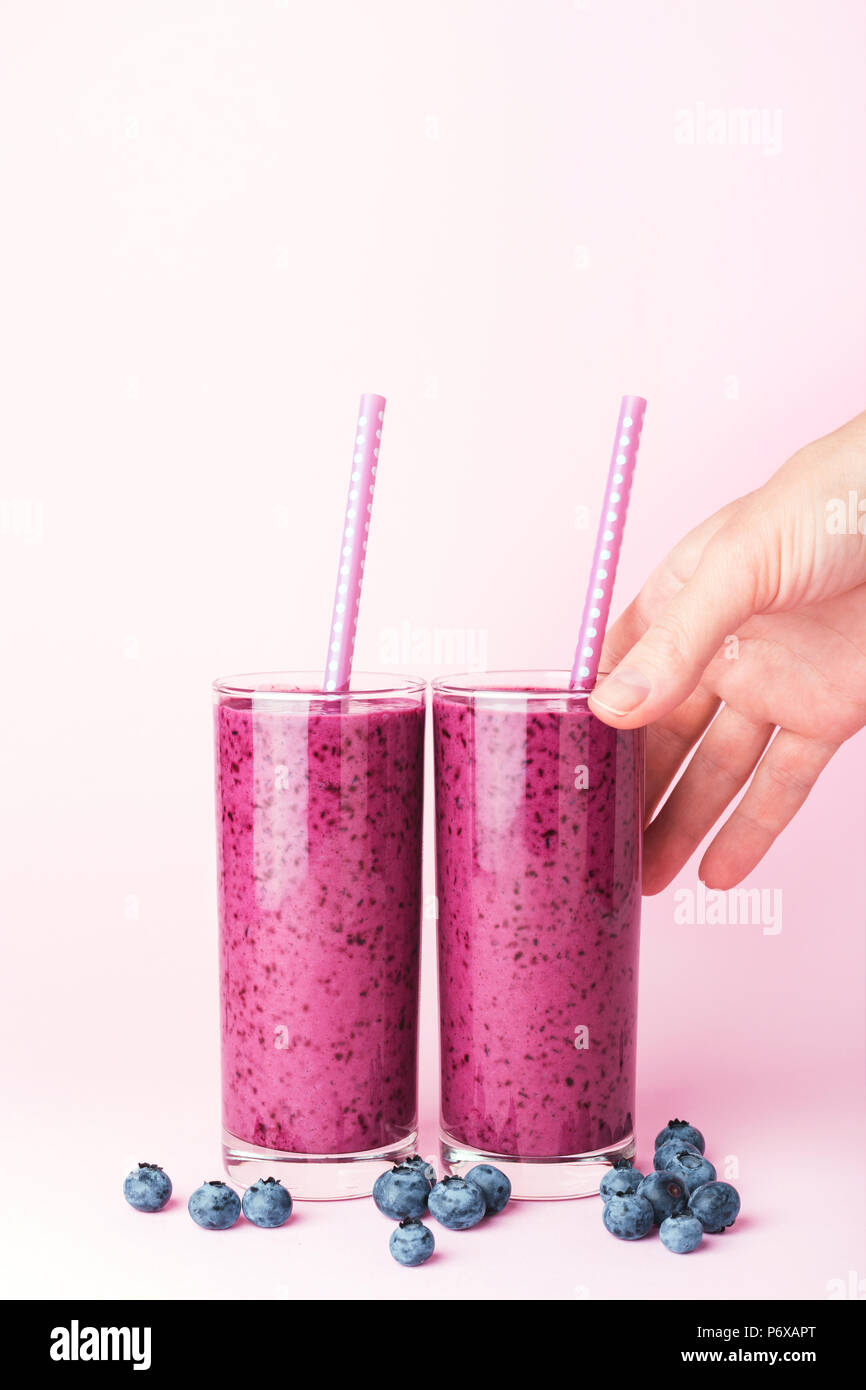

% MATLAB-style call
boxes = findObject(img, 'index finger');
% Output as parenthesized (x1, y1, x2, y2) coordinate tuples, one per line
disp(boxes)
(596, 499, 745, 814)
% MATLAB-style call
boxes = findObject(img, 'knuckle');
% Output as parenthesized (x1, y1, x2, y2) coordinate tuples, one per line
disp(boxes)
(730, 801, 776, 838)
(650, 722, 690, 760)
(763, 755, 812, 799)
(689, 743, 743, 791)
(646, 612, 693, 671)
(704, 524, 761, 596)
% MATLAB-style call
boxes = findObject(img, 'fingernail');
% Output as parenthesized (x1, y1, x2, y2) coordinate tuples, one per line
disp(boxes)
(588, 666, 652, 717)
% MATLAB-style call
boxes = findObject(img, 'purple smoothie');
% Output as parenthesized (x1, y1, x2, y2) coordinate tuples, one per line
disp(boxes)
(433, 686, 642, 1159)
(216, 689, 424, 1155)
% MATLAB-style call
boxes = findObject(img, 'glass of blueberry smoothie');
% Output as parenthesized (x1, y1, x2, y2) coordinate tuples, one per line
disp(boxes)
(214, 672, 426, 1199)
(432, 671, 643, 1198)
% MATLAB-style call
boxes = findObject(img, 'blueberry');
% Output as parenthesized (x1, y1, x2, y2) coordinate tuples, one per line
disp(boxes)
(688, 1181, 741, 1233)
(465, 1164, 511, 1215)
(636, 1171, 688, 1224)
(389, 1217, 435, 1267)
(241, 1177, 293, 1228)
(659, 1212, 704, 1253)
(664, 1149, 716, 1194)
(372, 1164, 431, 1220)
(654, 1139, 701, 1172)
(123, 1162, 172, 1213)
(427, 1176, 486, 1231)
(402, 1154, 437, 1186)
(654, 1119, 706, 1155)
(601, 1192, 654, 1240)
(188, 1180, 241, 1230)
(600, 1159, 644, 1202)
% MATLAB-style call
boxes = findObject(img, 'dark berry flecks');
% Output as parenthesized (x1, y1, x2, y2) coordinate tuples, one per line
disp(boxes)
(433, 693, 642, 1158)
(216, 698, 424, 1154)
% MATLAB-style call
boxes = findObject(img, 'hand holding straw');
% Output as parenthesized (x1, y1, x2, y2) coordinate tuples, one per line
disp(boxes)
(570, 395, 647, 690)
(324, 393, 386, 692)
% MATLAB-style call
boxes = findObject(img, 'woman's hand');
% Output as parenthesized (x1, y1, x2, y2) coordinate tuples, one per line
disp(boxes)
(588, 412, 866, 892)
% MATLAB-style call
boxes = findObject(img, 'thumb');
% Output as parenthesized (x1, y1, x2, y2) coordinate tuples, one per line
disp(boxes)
(588, 529, 757, 727)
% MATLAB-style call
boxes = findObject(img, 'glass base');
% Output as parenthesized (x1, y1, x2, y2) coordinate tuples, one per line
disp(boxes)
(440, 1129, 636, 1200)
(221, 1128, 418, 1200)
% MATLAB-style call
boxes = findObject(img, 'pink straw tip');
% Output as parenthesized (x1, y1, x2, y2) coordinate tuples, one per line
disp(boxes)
(324, 393, 386, 693)
(570, 395, 647, 690)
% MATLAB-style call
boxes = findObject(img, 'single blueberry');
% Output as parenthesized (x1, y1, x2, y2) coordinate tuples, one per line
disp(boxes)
(688, 1181, 741, 1233)
(389, 1217, 435, 1267)
(659, 1212, 704, 1253)
(372, 1164, 431, 1220)
(664, 1149, 717, 1194)
(636, 1171, 688, 1224)
(654, 1119, 706, 1154)
(427, 1176, 486, 1231)
(241, 1176, 293, 1228)
(601, 1192, 654, 1240)
(465, 1164, 511, 1215)
(402, 1154, 437, 1186)
(653, 1139, 701, 1172)
(123, 1162, 172, 1213)
(188, 1180, 241, 1230)
(600, 1159, 644, 1202)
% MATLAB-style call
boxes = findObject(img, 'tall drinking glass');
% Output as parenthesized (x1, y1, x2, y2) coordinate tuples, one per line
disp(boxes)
(432, 671, 643, 1198)
(214, 672, 426, 1199)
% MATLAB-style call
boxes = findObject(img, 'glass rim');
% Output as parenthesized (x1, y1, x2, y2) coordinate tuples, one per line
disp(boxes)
(213, 670, 427, 700)
(431, 669, 603, 700)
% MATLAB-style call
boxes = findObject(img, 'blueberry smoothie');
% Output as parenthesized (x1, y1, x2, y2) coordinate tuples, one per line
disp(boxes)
(433, 676, 642, 1177)
(215, 677, 425, 1179)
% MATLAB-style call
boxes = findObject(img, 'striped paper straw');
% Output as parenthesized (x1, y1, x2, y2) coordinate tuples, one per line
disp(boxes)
(570, 394, 647, 689)
(324, 393, 386, 692)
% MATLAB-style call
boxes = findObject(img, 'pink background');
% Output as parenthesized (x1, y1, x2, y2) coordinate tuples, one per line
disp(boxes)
(1, 0, 864, 1300)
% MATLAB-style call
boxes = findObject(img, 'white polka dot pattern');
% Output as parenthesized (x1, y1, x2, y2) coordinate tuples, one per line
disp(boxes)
(570, 395, 647, 690)
(324, 393, 386, 691)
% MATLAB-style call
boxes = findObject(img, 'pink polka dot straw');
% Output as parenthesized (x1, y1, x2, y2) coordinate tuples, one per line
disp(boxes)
(324, 393, 386, 692)
(570, 395, 647, 691)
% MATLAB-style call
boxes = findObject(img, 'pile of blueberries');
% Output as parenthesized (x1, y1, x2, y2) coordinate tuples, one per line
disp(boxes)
(124, 1121, 737, 1262)
(123, 1164, 293, 1230)
(373, 1158, 511, 1266)
(600, 1119, 741, 1253)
